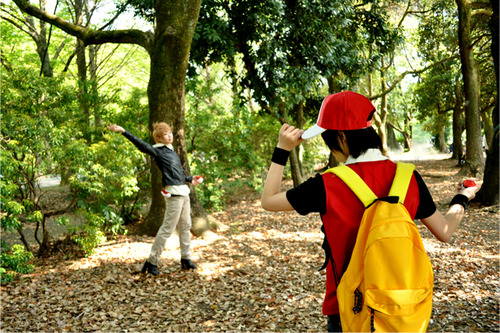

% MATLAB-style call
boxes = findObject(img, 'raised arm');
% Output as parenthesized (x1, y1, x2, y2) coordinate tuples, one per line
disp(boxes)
(107, 124, 157, 157)
(261, 124, 304, 212)
(420, 185, 480, 243)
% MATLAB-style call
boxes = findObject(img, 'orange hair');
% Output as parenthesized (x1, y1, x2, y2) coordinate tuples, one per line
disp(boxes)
(153, 122, 172, 143)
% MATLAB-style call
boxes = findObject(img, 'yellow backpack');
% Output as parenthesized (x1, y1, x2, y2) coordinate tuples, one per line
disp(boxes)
(326, 162, 433, 332)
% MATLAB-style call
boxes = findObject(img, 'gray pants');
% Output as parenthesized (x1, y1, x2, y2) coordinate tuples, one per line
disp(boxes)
(148, 195, 192, 265)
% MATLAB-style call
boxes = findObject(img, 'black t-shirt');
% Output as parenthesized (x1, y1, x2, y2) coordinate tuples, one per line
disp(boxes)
(286, 171, 436, 219)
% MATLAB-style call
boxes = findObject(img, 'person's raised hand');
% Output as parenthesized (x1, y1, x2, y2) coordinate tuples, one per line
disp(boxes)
(108, 124, 125, 133)
(457, 181, 480, 201)
(277, 124, 304, 151)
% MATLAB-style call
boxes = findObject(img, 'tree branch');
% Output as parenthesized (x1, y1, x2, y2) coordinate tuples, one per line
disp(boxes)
(12, 0, 153, 52)
(472, 8, 493, 16)
(0, 8, 37, 38)
(98, 0, 132, 31)
(369, 55, 460, 100)
(388, 121, 404, 134)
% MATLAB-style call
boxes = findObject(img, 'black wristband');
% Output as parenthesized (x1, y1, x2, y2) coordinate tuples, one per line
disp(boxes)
(449, 194, 469, 210)
(271, 147, 290, 166)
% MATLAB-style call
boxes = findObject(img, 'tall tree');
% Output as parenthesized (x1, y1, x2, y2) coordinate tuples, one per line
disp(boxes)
(475, 0, 498, 205)
(12, 0, 206, 235)
(455, 0, 486, 175)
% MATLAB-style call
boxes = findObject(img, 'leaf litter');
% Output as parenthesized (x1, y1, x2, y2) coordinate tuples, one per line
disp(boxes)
(1, 158, 498, 332)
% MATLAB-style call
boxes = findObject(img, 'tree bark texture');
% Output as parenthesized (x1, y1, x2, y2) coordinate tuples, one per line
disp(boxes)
(376, 59, 389, 156)
(141, 0, 202, 235)
(475, 0, 499, 205)
(452, 75, 465, 160)
(456, 0, 486, 175)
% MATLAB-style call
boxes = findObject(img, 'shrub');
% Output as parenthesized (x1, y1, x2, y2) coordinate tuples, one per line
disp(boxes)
(1, 242, 34, 284)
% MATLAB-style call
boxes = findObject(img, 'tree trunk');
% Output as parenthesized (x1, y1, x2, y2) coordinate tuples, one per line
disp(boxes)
(404, 112, 412, 151)
(438, 125, 447, 153)
(452, 76, 465, 160)
(451, 105, 465, 160)
(75, 0, 91, 143)
(375, 96, 389, 157)
(326, 76, 341, 168)
(475, 0, 499, 205)
(289, 149, 304, 186)
(295, 102, 306, 183)
(88, 44, 103, 134)
(36, 0, 53, 77)
(386, 123, 400, 152)
(481, 106, 494, 150)
(456, 0, 485, 176)
(375, 59, 389, 156)
(284, 102, 306, 187)
(37, 215, 51, 256)
(140, 0, 203, 235)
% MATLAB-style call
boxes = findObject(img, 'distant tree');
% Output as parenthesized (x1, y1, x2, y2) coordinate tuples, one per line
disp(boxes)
(0, 0, 66, 77)
(413, 0, 464, 158)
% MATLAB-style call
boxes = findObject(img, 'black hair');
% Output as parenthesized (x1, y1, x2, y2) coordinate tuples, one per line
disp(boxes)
(320, 127, 383, 158)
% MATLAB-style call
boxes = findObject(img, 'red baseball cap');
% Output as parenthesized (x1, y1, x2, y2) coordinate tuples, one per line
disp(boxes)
(301, 91, 376, 139)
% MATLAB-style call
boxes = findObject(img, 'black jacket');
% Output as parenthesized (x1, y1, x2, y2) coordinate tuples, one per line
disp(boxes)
(122, 130, 193, 187)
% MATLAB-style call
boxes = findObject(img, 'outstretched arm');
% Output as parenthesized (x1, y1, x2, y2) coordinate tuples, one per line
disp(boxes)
(421, 185, 480, 243)
(107, 124, 157, 157)
(261, 124, 304, 212)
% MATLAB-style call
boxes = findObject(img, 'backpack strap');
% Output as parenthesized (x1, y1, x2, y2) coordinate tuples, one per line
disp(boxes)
(325, 162, 416, 206)
(388, 162, 415, 203)
(325, 166, 377, 208)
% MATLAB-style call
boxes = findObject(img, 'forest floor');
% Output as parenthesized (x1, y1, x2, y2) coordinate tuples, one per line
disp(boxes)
(1, 155, 499, 332)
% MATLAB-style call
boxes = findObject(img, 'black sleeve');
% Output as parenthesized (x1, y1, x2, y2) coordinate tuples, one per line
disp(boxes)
(414, 171, 437, 219)
(122, 130, 158, 157)
(286, 174, 326, 215)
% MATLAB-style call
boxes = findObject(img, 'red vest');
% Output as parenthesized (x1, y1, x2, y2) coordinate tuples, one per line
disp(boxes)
(321, 160, 420, 315)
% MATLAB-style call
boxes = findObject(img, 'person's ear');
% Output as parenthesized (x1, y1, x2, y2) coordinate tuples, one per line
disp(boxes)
(337, 131, 349, 155)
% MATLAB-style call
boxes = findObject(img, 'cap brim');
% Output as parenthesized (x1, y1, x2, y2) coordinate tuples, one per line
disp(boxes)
(301, 124, 326, 140)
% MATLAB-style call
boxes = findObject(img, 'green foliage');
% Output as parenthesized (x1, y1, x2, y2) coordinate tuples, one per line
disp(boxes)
(416, 0, 458, 61)
(68, 210, 108, 256)
(192, 0, 401, 111)
(1, 66, 142, 256)
(186, 63, 276, 210)
(413, 63, 457, 135)
(1, 243, 35, 283)
(123, 0, 155, 23)
(1, 68, 76, 249)
(60, 134, 146, 237)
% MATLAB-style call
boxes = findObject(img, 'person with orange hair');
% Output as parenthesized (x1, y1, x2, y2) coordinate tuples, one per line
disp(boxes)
(108, 123, 202, 275)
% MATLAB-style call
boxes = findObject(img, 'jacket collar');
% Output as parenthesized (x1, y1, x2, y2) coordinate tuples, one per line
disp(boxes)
(153, 143, 174, 150)
(345, 149, 388, 165)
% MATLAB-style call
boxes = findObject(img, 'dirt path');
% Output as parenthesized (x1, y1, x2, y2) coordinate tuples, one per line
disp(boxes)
(1, 156, 498, 332)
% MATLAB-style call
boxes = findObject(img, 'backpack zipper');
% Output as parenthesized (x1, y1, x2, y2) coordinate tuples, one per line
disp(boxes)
(353, 288, 363, 314)
(369, 307, 376, 332)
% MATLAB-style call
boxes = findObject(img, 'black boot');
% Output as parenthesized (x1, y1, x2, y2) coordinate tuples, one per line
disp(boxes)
(181, 259, 197, 270)
(141, 261, 159, 275)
